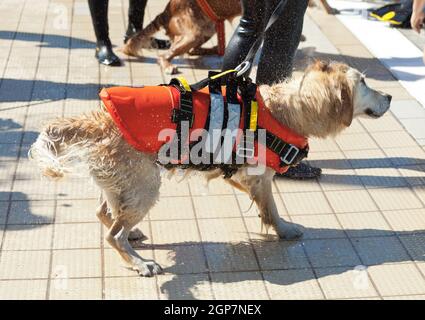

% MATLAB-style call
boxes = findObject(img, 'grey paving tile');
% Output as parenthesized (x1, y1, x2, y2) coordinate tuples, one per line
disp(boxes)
(252, 240, 310, 270)
(351, 236, 411, 266)
(368, 263, 425, 296)
(400, 119, 425, 140)
(316, 267, 379, 299)
(159, 273, 213, 300)
(390, 100, 425, 119)
(7, 200, 54, 225)
(303, 238, 361, 268)
(211, 272, 269, 300)
(263, 269, 324, 299)
(204, 243, 259, 272)
(399, 234, 425, 262)
(154, 244, 207, 275)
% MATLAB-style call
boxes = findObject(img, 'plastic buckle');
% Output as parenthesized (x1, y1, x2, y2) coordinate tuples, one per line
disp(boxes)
(236, 145, 255, 159)
(280, 145, 300, 165)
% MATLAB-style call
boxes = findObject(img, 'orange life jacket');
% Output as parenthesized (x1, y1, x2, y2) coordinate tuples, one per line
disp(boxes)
(99, 79, 308, 174)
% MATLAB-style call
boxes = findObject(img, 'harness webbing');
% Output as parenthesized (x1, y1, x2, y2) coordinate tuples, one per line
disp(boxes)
(260, 128, 309, 167)
(167, 73, 309, 175)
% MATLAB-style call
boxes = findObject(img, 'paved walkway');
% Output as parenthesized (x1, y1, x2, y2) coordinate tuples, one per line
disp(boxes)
(1, 0, 425, 300)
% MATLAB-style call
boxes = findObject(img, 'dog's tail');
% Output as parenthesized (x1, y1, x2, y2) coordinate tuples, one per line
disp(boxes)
(29, 110, 115, 180)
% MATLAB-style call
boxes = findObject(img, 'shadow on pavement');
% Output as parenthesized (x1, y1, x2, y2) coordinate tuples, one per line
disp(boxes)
(0, 31, 95, 49)
(134, 226, 425, 299)
(0, 192, 52, 230)
(0, 79, 101, 103)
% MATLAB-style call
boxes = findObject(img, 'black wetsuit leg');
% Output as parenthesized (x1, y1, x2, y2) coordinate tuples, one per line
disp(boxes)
(124, 0, 171, 48)
(221, 0, 266, 71)
(125, 0, 147, 42)
(222, 0, 320, 179)
(256, 0, 309, 84)
(88, 0, 121, 66)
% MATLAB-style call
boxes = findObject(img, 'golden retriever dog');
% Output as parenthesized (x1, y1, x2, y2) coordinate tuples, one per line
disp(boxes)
(122, 0, 337, 74)
(29, 61, 391, 276)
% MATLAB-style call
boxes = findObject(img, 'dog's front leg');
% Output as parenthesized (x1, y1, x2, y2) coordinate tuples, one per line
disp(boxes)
(260, 186, 303, 240)
(159, 35, 202, 74)
(231, 168, 303, 240)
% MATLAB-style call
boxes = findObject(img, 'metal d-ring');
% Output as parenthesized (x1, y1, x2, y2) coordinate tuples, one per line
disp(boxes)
(235, 61, 251, 78)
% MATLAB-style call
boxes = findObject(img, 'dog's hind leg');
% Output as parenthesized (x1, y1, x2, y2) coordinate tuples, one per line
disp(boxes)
(106, 215, 162, 277)
(96, 200, 112, 228)
(97, 192, 146, 241)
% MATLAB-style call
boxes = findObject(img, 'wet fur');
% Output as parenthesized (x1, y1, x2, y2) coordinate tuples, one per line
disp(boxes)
(29, 61, 391, 276)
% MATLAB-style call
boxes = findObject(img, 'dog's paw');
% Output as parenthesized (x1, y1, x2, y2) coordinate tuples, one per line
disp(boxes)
(133, 261, 163, 277)
(128, 228, 147, 241)
(275, 222, 303, 240)
(120, 44, 139, 57)
(133, 260, 163, 277)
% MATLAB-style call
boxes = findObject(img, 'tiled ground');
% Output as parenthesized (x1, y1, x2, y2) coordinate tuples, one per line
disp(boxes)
(1, 0, 425, 300)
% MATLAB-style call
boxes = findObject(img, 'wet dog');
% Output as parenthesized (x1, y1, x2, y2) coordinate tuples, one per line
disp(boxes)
(29, 61, 391, 276)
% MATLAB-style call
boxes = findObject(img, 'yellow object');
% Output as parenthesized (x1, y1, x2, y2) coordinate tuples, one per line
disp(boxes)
(210, 69, 238, 80)
(176, 77, 192, 92)
(249, 101, 258, 131)
(369, 12, 402, 25)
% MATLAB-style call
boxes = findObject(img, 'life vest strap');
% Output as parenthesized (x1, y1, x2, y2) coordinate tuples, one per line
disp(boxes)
(205, 71, 225, 154)
(237, 81, 258, 159)
(170, 77, 194, 128)
(260, 128, 309, 167)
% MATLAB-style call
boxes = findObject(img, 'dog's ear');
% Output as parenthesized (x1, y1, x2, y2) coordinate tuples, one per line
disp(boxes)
(341, 82, 354, 127)
(311, 60, 332, 73)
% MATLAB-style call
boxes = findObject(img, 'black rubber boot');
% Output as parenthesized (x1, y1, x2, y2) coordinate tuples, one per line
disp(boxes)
(95, 39, 121, 66)
(124, 0, 147, 43)
(88, 0, 121, 66)
(276, 162, 322, 180)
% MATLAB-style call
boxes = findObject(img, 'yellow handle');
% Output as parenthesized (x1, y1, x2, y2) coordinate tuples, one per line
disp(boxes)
(176, 76, 192, 92)
(249, 101, 258, 132)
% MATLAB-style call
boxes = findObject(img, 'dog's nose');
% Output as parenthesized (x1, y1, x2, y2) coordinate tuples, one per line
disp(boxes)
(386, 94, 392, 103)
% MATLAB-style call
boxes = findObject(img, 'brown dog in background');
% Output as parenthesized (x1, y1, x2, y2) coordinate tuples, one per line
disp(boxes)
(122, 0, 337, 74)
(122, 0, 241, 74)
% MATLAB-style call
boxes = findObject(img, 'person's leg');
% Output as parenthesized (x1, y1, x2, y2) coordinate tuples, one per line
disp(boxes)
(258, 0, 321, 179)
(88, 0, 121, 66)
(256, 0, 308, 84)
(125, 0, 147, 42)
(222, 0, 265, 71)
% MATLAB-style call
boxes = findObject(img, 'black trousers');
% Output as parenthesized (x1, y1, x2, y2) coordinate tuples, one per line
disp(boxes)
(222, 0, 308, 85)
(88, 0, 148, 44)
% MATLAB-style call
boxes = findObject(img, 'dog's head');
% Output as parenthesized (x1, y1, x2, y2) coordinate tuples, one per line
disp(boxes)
(300, 60, 392, 128)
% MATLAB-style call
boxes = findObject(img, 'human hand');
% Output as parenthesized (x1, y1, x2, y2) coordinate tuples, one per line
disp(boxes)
(411, 10, 425, 33)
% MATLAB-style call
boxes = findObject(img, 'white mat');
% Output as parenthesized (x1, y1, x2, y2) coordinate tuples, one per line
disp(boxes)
(328, 0, 425, 107)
